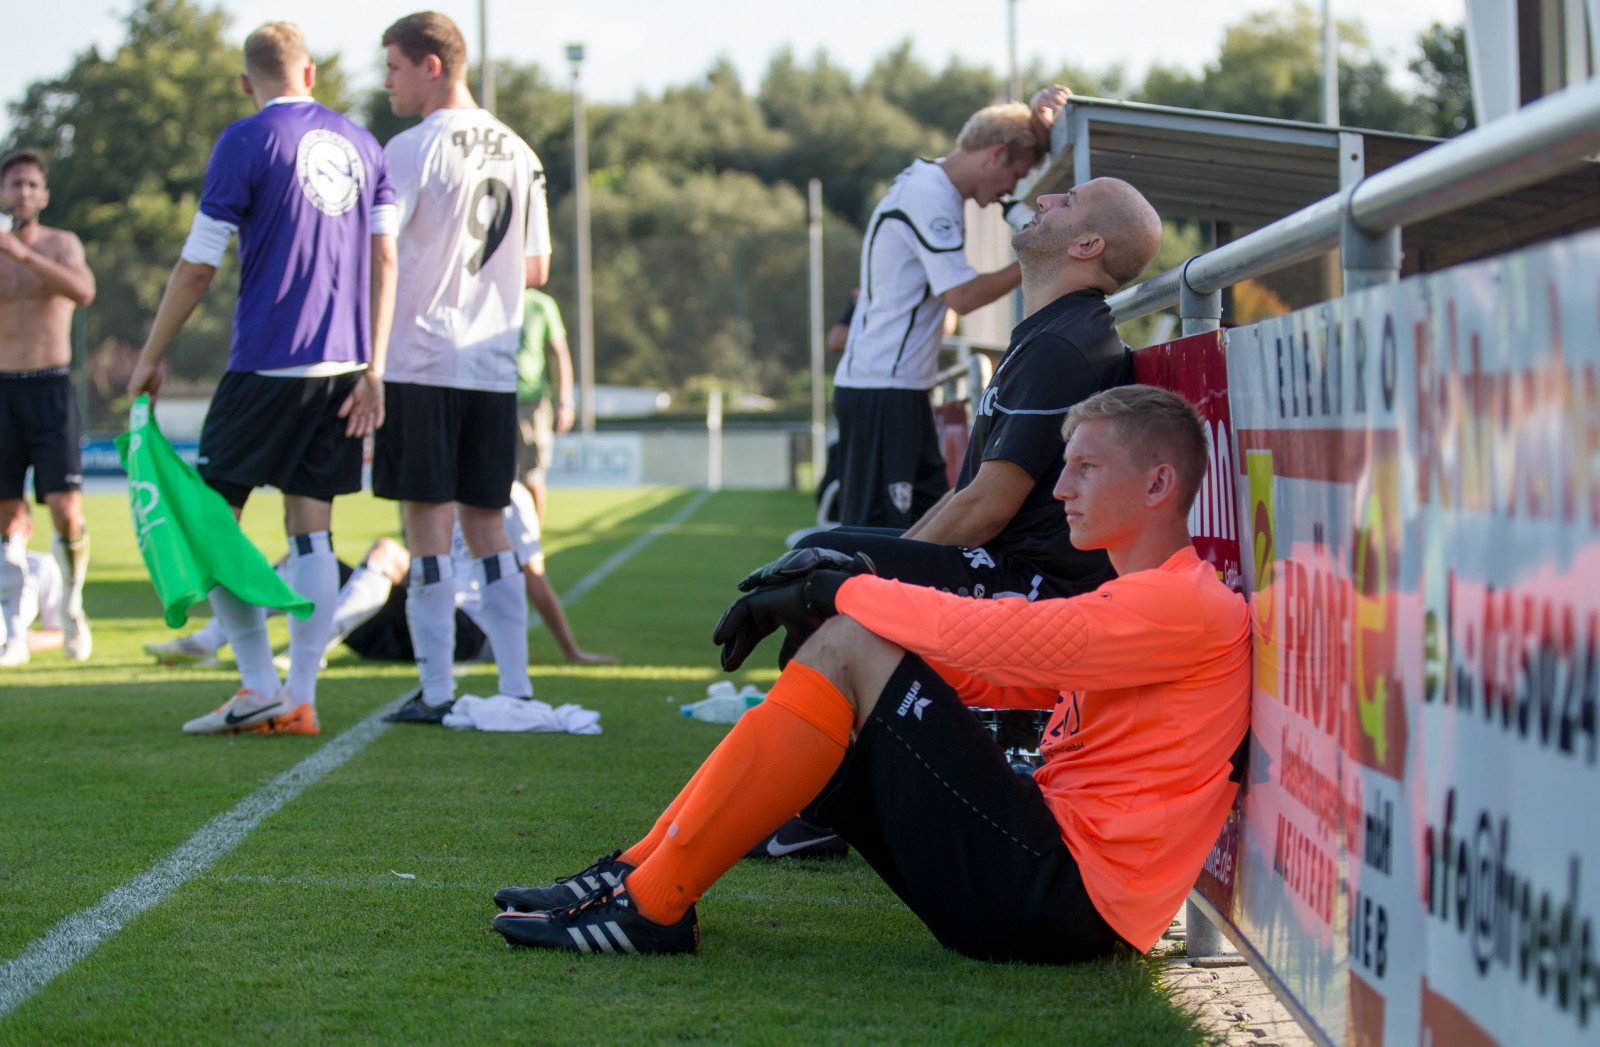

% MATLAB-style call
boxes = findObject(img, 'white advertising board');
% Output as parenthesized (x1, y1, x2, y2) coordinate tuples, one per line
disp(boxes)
(1222, 228, 1600, 1046)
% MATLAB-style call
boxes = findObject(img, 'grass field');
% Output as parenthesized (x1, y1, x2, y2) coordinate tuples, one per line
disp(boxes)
(0, 487, 1210, 1045)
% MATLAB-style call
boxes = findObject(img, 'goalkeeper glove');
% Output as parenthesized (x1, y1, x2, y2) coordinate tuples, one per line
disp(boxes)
(712, 569, 857, 672)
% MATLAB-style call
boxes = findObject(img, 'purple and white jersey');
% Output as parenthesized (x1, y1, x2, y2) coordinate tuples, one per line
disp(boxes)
(196, 99, 393, 373)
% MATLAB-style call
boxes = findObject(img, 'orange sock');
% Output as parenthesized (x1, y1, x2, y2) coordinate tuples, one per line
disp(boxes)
(624, 662, 854, 925)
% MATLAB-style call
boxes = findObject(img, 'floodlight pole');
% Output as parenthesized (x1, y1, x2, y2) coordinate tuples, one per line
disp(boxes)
(568, 43, 595, 436)
(1321, 0, 1339, 126)
(478, 0, 495, 113)
(807, 178, 826, 486)
(1007, 0, 1021, 102)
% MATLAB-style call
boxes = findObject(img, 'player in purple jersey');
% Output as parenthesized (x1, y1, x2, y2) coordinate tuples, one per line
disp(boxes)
(129, 22, 398, 737)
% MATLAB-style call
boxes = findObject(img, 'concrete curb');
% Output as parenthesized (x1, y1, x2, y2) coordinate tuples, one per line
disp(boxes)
(1155, 906, 1317, 1047)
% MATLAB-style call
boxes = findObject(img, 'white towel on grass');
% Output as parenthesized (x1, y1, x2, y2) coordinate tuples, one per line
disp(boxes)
(442, 694, 602, 734)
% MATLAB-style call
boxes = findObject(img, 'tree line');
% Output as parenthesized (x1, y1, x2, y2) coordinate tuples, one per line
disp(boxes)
(4, 0, 1471, 427)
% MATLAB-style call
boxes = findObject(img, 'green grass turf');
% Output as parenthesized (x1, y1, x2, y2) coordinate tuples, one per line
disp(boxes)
(0, 488, 1210, 1045)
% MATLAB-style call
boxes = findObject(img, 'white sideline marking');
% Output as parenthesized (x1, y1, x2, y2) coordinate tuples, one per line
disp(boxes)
(0, 489, 712, 1021)
(0, 699, 401, 1021)
(528, 488, 712, 626)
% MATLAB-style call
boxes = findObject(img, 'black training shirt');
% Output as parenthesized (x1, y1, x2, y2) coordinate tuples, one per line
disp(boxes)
(955, 288, 1130, 593)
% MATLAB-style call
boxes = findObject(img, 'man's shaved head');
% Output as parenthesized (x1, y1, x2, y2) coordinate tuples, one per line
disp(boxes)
(1012, 177, 1163, 291)
(1086, 178, 1162, 284)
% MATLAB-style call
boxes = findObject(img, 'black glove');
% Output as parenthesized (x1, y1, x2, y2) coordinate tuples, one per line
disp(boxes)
(712, 569, 856, 672)
(737, 546, 875, 593)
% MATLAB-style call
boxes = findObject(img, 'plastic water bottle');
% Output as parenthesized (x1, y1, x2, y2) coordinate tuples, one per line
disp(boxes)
(680, 682, 764, 724)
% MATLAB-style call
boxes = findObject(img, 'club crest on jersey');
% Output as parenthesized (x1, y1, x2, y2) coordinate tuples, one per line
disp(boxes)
(896, 680, 932, 720)
(296, 130, 366, 217)
(888, 482, 913, 515)
(451, 127, 513, 169)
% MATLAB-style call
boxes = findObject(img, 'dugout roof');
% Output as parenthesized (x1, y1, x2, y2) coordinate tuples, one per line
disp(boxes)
(1024, 96, 1600, 276)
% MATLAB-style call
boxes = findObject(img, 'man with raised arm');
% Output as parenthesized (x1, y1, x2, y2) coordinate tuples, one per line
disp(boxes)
(762, 177, 1163, 859)
(375, 11, 553, 725)
(129, 22, 396, 735)
(492, 384, 1250, 961)
(0, 149, 96, 666)
(832, 86, 1068, 531)
(802, 178, 1163, 604)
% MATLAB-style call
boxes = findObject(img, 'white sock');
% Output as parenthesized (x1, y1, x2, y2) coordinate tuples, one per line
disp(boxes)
(331, 564, 392, 641)
(406, 555, 456, 707)
(190, 616, 229, 654)
(284, 531, 338, 708)
(477, 551, 531, 699)
(209, 586, 280, 698)
(53, 529, 89, 619)
(0, 536, 29, 649)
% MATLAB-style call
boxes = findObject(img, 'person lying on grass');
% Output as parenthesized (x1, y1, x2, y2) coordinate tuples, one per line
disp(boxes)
(491, 384, 1250, 962)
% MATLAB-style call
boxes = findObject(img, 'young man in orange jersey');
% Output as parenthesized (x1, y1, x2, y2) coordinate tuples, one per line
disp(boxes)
(491, 385, 1250, 961)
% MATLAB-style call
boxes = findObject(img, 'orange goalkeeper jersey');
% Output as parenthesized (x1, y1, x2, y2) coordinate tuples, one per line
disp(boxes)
(835, 545, 1250, 951)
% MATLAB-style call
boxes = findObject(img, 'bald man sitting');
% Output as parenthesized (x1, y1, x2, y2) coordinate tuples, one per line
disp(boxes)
(794, 177, 1165, 607)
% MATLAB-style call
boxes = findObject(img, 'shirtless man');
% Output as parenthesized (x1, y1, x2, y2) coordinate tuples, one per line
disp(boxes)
(0, 149, 96, 666)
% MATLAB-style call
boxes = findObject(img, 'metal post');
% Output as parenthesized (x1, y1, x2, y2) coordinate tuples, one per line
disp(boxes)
(1178, 257, 1223, 336)
(807, 179, 826, 489)
(568, 44, 595, 436)
(1181, 246, 1227, 961)
(1321, 0, 1339, 127)
(1340, 187, 1402, 292)
(477, 0, 495, 113)
(1176, 270, 1224, 968)
(706, 387, 723, 492)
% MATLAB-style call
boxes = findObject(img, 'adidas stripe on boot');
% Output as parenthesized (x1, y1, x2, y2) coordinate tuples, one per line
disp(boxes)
(492, 883, 699, 955)
(494, 850, 633, 913)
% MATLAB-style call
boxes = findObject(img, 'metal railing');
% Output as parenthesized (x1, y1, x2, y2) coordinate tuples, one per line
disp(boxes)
(1108, 77, 1600, 330)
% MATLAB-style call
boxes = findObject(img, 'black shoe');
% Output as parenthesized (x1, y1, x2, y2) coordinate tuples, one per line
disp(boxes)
(492, 884, 700, 955)
(384, 689, 454, 725)
(494, 850, 634, 913)
(745, 814, 848, 860)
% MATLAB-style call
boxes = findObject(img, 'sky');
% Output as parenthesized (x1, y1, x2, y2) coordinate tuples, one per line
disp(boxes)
(3, 0, 1464, 140)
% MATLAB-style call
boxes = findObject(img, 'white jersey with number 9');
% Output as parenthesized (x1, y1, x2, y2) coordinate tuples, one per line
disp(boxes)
(384, 107, 552, 393)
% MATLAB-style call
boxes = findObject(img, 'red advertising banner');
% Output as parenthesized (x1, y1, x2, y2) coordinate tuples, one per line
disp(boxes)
(1133, 332, 1246, 917)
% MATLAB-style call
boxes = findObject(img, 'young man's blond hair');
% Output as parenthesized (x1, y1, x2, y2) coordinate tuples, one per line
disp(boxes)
(1064, 385, 1209, 510)
(956, 102, 1048, 166)
(243, 22, 310, 81)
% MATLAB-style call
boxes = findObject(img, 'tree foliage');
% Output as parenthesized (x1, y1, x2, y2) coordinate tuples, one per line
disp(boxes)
(1410, 22, 1474, 137)
(544, 166, 860, 397)
(4, 0, 355, 419)
(2, 0, 1474, 424)
(1138, 2, 1418, 132)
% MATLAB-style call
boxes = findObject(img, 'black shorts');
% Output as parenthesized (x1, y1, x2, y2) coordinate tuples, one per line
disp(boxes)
(0, 370, 82, 501)
(373, 383, 516, 509)
(810, 653, 1127, 965)
(197, 371, 364, 508)
(794, 526, 1088, 601)
(833, 386, 948, 530)
(342, 578, 489, 663)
